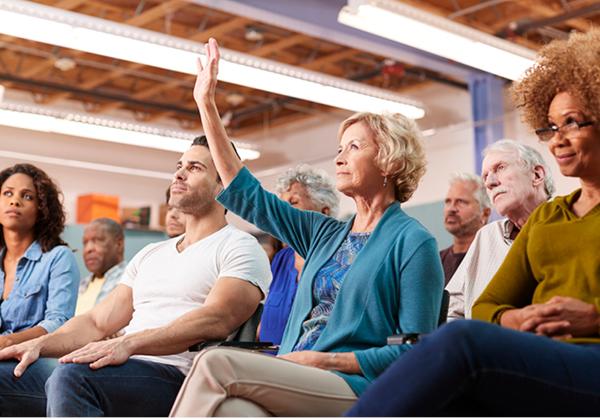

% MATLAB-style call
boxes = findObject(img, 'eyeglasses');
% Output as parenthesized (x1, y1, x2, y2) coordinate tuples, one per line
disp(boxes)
(535, 120, 594, 142)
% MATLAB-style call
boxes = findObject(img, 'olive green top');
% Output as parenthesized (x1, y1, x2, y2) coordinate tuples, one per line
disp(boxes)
(473, 189, 600, 343)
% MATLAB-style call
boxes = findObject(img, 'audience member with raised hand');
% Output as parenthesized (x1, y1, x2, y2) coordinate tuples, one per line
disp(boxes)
(259, 165, 339, 346)
(0, 163, 79, 416)
(446, 140, 553, 320)
(0, 138, 271, 417)
(347, 28, 600, 417)
(169, 37, 443, 417)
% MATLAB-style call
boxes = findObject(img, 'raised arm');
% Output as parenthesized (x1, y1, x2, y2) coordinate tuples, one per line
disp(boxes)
(193, 37, 242, 187)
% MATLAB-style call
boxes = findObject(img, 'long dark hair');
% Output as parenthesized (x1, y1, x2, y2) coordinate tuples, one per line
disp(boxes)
(0, 163, 68, 252)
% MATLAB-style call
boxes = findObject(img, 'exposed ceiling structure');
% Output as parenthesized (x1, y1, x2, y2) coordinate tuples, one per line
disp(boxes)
(1, 0, 599, 169)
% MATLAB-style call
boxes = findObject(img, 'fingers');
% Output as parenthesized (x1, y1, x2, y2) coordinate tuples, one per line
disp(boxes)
(535, 320, 571, 337)
(196, 57, 204, 74)
(13, 353, 36, 378)
(89, 354, 114, 370)
(60, 343, 104, 364)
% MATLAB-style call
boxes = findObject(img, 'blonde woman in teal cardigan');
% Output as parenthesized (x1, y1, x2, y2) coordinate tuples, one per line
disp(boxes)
(169, 38, 444, 417)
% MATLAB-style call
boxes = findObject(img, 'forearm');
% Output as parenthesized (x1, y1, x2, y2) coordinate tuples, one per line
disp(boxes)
(1, 326, 47, 348)
(37, 314, 110, 357)
(123, 308, 234, 356)
(198, 98, 243, 187)
(324, 352, 361, 374)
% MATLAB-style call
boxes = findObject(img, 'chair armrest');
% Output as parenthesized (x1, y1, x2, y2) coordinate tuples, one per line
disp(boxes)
(387, 334, 422, 345)
(189, 340, 278, 352)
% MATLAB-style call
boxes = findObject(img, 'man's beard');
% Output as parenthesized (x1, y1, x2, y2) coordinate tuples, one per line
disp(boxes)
(446, 213, 481, 237)
(170, 189, 214, 216)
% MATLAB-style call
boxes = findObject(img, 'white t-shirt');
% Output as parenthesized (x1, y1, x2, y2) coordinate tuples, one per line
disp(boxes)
(119, 224, 271, 374)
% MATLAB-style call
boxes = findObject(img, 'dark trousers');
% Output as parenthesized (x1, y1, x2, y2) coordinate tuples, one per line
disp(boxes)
(45, 358, 185, 417)
(347, 320, 600, 416)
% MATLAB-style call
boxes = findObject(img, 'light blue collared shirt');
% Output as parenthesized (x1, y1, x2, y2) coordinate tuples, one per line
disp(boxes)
(0, 241, 80, 334)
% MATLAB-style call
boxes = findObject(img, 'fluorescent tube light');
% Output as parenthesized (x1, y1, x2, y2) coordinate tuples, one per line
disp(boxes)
(0, 0, 425, 118)
(0, 102, 261, 161)
(338, 0, 537, 81)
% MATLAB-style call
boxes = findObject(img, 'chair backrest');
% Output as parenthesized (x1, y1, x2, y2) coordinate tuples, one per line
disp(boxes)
(438, 289, 450, 326)
(231, 303, 263, 342)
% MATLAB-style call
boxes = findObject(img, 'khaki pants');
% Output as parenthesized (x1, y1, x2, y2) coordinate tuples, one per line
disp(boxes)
(169, 347, 357, 417)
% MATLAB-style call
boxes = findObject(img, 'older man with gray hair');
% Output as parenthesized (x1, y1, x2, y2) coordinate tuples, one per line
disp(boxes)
(440, 173, 491, 285)
(447, 139, 555, 320)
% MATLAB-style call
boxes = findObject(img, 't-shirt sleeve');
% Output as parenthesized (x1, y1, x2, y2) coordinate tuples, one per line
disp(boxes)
(219, 233, 272, 297)
(119, 243, 157, 289)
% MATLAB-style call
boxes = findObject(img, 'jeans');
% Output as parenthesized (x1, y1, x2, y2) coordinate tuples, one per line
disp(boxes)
(346, 320, 600, 416)
(0, 357, 58, 416)
(45, 357, 185, 416)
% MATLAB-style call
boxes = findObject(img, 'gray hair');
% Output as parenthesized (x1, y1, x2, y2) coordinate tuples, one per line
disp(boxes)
(483, 139, 555, 198)
(275, 165, 339, 217)
(89, 217, 124, 241)
(449, 172, 491, 210)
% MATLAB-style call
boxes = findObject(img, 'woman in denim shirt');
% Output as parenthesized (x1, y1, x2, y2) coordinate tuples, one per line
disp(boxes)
(0, 163, 79, 348)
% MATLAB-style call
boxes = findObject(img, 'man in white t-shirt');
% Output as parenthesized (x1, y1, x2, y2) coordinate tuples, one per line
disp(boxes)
(0, 136, 271, 416)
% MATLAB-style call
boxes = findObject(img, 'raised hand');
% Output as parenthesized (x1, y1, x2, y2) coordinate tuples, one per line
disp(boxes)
(59, 336, 132, 370)
(193, 37, 220, 106)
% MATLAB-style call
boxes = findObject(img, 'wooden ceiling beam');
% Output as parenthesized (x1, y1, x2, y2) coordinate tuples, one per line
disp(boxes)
(53, 0, 87, 10)
(524, 2, 591, 32)
(125, 0, 188, 27)
(189, 16, 251, 43)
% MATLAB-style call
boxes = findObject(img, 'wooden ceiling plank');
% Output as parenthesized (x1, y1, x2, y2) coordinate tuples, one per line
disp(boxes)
(303, 49, 358, 70)
(189, 16, 251, 43)
(250, 34, 310, 57)
(125, 0, 188, 27)
(53, 0, 87, 10)
(524, 2, 591, 32)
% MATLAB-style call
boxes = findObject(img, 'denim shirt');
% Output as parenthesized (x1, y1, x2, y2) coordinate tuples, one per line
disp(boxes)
(0, 241, 80, 334)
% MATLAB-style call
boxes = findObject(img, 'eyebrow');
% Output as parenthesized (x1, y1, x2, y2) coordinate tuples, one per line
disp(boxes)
(177, 160, 208, 169)
(2, 185, 35, 193)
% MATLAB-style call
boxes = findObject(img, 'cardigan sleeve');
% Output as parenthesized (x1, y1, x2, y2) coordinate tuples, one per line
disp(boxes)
(472, 211, 538, 323)
(353, 238, 443, 381)
(216, 167, 338, 259)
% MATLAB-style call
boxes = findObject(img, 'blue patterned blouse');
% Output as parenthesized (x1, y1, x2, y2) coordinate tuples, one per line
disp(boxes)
(293, 232, 371, 351)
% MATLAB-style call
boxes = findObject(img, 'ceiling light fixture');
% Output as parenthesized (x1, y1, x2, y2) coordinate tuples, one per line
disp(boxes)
(338, 0, 537, 81)
(0, 0, 425, 118)
(0, 102, 261, 160)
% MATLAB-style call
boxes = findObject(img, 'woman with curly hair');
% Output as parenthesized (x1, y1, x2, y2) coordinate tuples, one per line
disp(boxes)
(347, 28, 600, 416)
(169, 38, 443, 416)
(0, 163, 79, 415)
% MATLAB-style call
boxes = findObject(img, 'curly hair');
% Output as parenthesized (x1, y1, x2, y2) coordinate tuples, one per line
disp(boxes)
(511, 28, 600, 131)
(338, 112, 427, 203)
(275, 165, 339, 217)
(0, 163, 68, 252)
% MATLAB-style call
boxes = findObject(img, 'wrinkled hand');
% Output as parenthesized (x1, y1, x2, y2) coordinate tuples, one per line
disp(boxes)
(59, 336, 132, 370)
(522, 296, 599, 338)
(502, 296, 599, 339)
(277, 350, 331, 369)
(0, 339, 42, 377)
(193, 37, 220, 106)
(0, 336, 13, 351)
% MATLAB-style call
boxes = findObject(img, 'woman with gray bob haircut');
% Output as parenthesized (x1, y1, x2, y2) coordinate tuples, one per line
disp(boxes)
(275, 165, 339, 217)
(260, 165, 339, 346)
(170, 38, 444, 417)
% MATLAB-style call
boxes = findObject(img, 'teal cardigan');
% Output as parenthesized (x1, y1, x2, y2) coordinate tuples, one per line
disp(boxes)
(217, 167, 443, 395)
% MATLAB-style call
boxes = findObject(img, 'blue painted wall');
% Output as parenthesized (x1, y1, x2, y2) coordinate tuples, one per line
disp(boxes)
(62, 224, 167, 278)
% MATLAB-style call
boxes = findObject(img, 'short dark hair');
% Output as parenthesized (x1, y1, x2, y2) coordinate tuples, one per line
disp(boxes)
(191, 135, 241, 160)
(90, 217, 124, 242)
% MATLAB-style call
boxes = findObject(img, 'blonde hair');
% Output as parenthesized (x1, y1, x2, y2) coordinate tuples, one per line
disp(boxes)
(338, 112, 427, 203)
(511, 28, 600, 130)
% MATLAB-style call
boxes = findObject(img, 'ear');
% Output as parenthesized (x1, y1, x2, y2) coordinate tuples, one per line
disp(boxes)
(321, 207, 331, 216)
(532, 165, 545, 187)
(481, 207, 491, 224)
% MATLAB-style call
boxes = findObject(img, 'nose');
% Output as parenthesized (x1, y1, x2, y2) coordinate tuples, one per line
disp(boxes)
(335, 150, 346, 167)
(484, 172, 499, 190)
(9, 195, 21, 207)
(174, 167, 185, 180)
